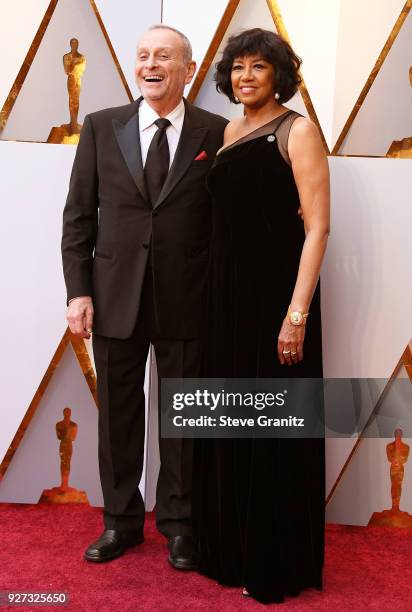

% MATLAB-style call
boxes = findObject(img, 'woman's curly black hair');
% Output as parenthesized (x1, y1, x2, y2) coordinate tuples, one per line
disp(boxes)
(215, 28, 302, 104)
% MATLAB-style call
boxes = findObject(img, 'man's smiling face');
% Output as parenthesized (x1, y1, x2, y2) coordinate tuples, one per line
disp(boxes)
(135, 28, 195, 112)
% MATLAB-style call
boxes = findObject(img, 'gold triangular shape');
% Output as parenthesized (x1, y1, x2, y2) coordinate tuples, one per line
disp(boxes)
(0, 328, 96, 483)
(89, 0, 133, 101)
(0, 0, 59, 132)
(187, 0, 241, 103)
(326, 341, 412, 507)
(332, 0, 412, 156)
(0, 0, 133, 141)
(266, 0, 328, 153)
(188, 0, 329, 153)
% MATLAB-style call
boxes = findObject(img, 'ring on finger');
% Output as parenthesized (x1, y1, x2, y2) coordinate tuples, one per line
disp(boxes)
(283, 350, 291, 355)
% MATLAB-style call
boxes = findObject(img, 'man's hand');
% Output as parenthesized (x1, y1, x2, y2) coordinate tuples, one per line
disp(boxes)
(66, 296, 94, 339)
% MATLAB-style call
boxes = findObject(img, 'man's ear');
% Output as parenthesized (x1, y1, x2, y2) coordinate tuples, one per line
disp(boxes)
(185, 61, 197, 85)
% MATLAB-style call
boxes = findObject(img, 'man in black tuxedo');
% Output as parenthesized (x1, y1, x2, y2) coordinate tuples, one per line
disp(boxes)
(61, 25, 227, 567)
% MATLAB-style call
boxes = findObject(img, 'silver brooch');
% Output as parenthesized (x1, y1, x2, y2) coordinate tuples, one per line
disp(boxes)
(267, 135, 276, 142)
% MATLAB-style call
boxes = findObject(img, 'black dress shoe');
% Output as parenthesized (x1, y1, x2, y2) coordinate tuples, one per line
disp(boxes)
(168, 535, 197, 570)
(84, 529, 144, 563)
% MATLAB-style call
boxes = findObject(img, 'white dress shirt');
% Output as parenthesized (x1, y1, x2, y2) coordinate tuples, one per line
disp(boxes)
(139, 98, 185, 168)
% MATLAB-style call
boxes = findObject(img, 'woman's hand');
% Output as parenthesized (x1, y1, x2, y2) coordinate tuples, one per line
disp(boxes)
(277, 318, 305, 365)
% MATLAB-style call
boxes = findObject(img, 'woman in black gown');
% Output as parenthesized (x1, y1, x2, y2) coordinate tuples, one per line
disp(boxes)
(193, 29, 330, 604)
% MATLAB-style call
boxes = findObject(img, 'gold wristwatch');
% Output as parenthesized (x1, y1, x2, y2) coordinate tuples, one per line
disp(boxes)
(287, 305, 309, 326)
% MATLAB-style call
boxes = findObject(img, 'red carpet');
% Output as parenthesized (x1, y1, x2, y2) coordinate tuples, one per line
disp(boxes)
(1, 503, 412, 610)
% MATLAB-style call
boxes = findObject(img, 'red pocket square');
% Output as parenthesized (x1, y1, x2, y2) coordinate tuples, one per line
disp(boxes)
(194, 150, 208, 161)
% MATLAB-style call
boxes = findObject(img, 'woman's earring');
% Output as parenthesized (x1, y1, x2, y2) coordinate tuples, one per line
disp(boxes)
(234, 95, 240, 103)
(274, 92, 280, 101)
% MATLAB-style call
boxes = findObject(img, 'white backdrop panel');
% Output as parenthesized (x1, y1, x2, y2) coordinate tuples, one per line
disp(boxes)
(276, 0, 341, 150)
(0, 0, 51, 111)
(0, 142, 73, 462)
(0, 345, 103, 506)
(323, 157, 412, 495)
(333, 0, 406, 148)
(96, 0, 162, 99)
(322, 157, 412, 379)
(340, 11, 412, 156)
(162, 0, 227, 97)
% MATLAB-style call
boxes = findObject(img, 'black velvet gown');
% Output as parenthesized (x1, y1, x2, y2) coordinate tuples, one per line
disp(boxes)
(192, 110, 325, 604)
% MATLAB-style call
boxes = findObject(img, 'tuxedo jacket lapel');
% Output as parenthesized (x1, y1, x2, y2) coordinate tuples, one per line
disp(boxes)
(112, 98, 149, 204)
(112, 97, 209, 210)
(154, 100, 208, 210)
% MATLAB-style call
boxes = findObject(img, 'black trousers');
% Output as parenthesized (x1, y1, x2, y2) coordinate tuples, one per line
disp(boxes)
(92, 267, 201, 537)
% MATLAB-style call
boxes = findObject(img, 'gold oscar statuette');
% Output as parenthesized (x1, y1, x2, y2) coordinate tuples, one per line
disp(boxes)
(387, 66, 412, 158)
(368, 428, 412, 528)
(39, 407, 89, 504)
(47, 38, 86, 145)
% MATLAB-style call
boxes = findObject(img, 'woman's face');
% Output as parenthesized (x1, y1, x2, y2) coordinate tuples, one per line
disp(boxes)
(231, 54, 276, 107)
